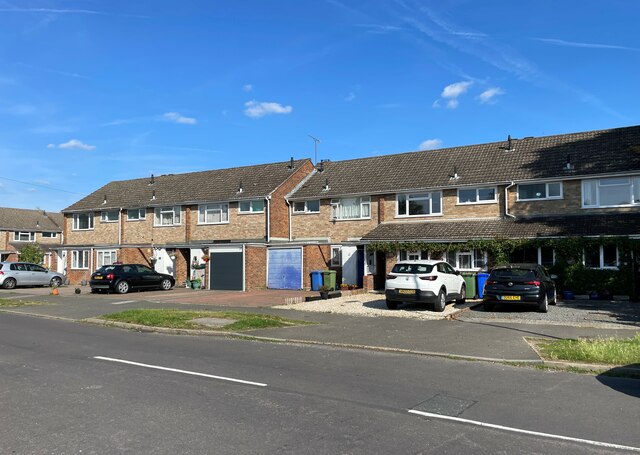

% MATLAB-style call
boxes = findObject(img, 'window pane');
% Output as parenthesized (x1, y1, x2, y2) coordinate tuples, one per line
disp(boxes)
(446, 251, 456, 266)
(458, 189, 476, 203)
(161, 212, 173, 225)
(473, 250, 485, 268)
(600, 177, 629, 186)
(458, 253, 472, 270)
(307, 200, 320, 212)
(240, 201, 251, 212)
(397, 195, 407, 215)
(431, 192, 441, 213)
(478, 188, 495, 201)
(174, 208, 180, 224)
(128, 209, 139, 220)
(584, 247, 600, 268)
(408, 198, 430, 215)
(293, 202, 305, 212)
(361, 200, 370, 218)
(252, 200, 264, 212)
(399, 251, 407, 261)
(634, 178, 640, 204)
(547, 183, 561, 198)
(602, 245, 617, 267)
(583, 180, 597, 206)
(420, 251, 429, 260)
(519, 184, 546, 199)
(540, 247, 554, 267)
(340, 198, 360, 219)
(600, 184, 630, 206)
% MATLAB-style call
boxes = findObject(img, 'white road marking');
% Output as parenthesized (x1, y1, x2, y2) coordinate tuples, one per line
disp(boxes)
(408, 410, 640, 452)
(94, 356, 267, 387)
(110, 300, 135, 305)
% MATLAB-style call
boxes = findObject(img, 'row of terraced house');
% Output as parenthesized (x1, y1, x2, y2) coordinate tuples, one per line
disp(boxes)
(3, 125, 640, 293)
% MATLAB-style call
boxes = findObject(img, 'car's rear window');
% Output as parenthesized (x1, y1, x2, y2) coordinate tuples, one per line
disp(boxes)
(391, 263, 434, 274)
(490, 268, 536, 280)
(97, 265, 118, 273)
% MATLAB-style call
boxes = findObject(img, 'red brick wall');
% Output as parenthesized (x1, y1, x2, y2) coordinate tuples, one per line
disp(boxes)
(302, 244, 330, 289)
(245, 246, 266, 290)
(270, 160, 314, 240)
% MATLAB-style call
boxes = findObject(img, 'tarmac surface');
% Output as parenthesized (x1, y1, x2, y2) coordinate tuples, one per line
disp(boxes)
(2, 286, 639, 363)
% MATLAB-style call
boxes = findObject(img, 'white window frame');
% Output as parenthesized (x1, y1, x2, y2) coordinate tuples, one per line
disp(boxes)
(396, 192, 442, 217)
(97, 250, 117, 268)
(238, 200, 265, 214)
(457, 187, 498, 205)
(447, 249, 487, 271)
(517, 182, 563, 201)
(100, 210, 119, 223)
(330, 196, 371, 220)
(292, 200, 321, 214)
(330, 246, 342, 266)
(41, 232, 58, 238)
(154, 206, 182, 227)
(581, 177, 640, 208)
(127, 208, 146, 221)
(14, 231, 35, 242)
(583, 245, 619, 269)
(197, 203, 229, 225)
(71, 250, 89, 269)
(73, 212, 94, 230)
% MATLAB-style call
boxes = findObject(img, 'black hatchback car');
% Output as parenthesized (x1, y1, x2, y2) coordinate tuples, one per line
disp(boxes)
(90, 263, 175, 294)
(482, 264, 557, 313)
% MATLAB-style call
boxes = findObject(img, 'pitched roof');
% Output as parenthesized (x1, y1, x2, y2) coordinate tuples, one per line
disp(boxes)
(64, 159, 311, 212)
(0, 207, 63, 232)
(361, 213, 640, 242)
(290, 125, 640, 199)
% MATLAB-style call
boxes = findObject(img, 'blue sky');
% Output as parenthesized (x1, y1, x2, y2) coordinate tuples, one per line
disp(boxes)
(1, 0, 638, 211)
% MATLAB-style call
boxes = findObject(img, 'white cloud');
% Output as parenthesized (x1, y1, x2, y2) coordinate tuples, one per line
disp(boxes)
(243, 84, 253, 92)
(345, 92, 356, 102)
(535, 38, 640, 52)
(478, 87, 505, 104)
(46, 143, 55, 148)
(418, 139, 443, 150)
(446, 99, 459, 109)
(162, 112, 197, 125)
(244, 100, 293, 118)
(433, 81, 473, 109)
(56, 139, 96, 151)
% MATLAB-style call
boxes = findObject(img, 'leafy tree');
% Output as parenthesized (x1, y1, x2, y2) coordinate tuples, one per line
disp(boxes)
(19, 243, 44, 264)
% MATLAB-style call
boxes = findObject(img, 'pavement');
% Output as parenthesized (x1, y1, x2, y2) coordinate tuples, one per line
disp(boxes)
(2, 286, 639, 365)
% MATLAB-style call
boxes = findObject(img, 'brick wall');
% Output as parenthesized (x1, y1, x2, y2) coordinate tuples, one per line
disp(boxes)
(65, 213, 119, 245)
(0, 230, 7, 250)
(245, 246, 267, 290)
(302, 244, 330, 289)
(270, 160, 314, 239)
(189, 203, 266, 242)
(122, 209, 153, 244)
(292, 198, 380, 243)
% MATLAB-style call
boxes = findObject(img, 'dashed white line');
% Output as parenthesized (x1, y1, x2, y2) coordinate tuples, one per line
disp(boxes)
(408, 410, 640, 452)
(110, 300, 135, 305)
(93, 356, 267, 387)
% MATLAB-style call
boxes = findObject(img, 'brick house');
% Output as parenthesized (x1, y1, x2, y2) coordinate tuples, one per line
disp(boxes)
(0, 207, 64, 269)
(288, 125, 640, 291)
(59, 159, 314, 289)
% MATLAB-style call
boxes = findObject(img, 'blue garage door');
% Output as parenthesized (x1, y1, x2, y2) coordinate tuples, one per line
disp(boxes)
(268, 248, 302, 290)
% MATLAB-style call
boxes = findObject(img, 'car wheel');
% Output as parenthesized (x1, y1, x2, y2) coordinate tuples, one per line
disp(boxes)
(50, 277, 62, 288)
(115, 280, 130, 294)
(386, 299, 398, 310)
(538, 293, 549, 313)
(456, 284, 466, 304)
(2, 278, 17, 289)
(483, 302, 494, 311)
(433, 288, 446, 312)
(160, 278, 173, 291)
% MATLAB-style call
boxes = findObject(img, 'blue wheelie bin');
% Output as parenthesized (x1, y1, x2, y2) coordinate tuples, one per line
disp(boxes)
(476, 272, 490, 298)
(310, 270, 323, 291)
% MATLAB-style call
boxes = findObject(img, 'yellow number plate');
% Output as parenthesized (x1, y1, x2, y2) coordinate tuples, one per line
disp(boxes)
(501, 295, 520, 301)
(398, 289, 415, 295)
(94, 276, 103, 280)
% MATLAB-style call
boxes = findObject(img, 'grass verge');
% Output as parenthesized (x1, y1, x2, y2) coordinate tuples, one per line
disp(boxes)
(100, 309, 315, 331)
(533, 334, 640, 366)
(0, 298, 48, 307)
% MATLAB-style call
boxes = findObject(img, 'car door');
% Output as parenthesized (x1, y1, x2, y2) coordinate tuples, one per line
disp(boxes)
(538, 266, 555, 300)
(11, 263, 31, 285)
(136, 265, 162, 287)
(28, 264, 49, 285)
(443, 262, 460, 298)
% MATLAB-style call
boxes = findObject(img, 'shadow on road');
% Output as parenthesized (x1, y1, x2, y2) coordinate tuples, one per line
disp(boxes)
(597, 364, 640, 397)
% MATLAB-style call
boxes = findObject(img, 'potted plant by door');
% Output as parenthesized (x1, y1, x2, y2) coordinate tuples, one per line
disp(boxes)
(319, 285, 330, 300)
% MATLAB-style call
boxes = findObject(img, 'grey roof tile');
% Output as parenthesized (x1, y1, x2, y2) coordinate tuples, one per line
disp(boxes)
(64, 159, 311, 212)
(291, 125, 640, 199)
(0, 207, 63, 232)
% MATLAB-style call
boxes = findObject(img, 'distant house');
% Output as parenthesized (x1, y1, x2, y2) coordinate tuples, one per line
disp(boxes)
(0, 207, 64, 269)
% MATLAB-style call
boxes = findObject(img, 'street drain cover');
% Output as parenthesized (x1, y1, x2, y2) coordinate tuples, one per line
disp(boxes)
(190, 317, 235, 328)
(412, 394, 476, 417)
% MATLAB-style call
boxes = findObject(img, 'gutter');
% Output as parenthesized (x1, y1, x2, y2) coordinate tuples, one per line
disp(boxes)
(285, 198, 292, 241)
(265, 196, 271, 243)
(504, 181, 516, 219)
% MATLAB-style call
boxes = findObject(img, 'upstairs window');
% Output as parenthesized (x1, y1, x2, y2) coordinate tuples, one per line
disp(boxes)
(397, 192, 442, 217)
(198, 203, 228, 224)
(127, 208, 146, 221)
(582, 177, 640, 208)
(457, 187, 497, 204)
(73, 212, 94, 230)
(100, 210, 119, 222)
(154, 206, 181, 226)
(331, 197, 371, 220)
(293, 200, 320, 214)
(517, 182, 562, 201)
(239, 200, 265, 214)
(41, 232, 57, 238)
(14, 232, 35, 242)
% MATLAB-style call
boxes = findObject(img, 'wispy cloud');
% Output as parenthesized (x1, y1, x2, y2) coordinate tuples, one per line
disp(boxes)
(345, 92, 356, 102)
(243, 84, 253, 92)
(0, 7, 148, 18)
(434, 80, 472, 109)
(16, 62, 88, 79)
(244, 100, 292, 118)
(477, 87, 505, 104)
(50, 139, 96, 151)
(535, 38, 640, 52)
(162, 112, 197, 125)
(355, 23, 404, 34)
(418, 139, 443, 150)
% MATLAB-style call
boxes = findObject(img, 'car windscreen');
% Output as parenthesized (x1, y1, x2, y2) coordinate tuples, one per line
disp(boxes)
(490, 268, 536, 280)
(391, 264, 434, 274)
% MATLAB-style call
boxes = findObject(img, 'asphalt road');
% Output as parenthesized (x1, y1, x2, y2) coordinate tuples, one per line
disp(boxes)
(1, 313, 639, 454)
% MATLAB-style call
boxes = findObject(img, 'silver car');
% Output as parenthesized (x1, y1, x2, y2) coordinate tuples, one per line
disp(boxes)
(0, 262, 65, 289)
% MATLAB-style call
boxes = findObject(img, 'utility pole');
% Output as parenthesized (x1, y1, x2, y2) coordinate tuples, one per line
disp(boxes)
(308, 134, 320, 165)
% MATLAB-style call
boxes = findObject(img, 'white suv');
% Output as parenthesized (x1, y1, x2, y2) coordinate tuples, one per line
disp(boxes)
(384, 260, 466, 312)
